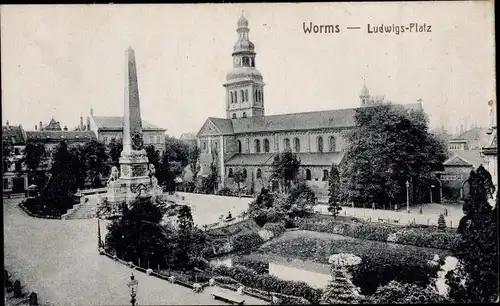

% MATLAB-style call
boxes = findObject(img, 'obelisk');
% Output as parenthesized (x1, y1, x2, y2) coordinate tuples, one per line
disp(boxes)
(119, 47, 151, 203)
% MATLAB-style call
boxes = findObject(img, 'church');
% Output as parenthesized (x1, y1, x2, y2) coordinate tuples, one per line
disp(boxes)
(196, 14, 423, 198)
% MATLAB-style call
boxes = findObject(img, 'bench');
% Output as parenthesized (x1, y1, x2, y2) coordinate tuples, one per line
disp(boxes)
(211, 291, 245, 305)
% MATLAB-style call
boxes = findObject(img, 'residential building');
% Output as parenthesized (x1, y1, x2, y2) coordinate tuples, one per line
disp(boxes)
(448, 126, 491, 151)
(2, 122, 28, 194)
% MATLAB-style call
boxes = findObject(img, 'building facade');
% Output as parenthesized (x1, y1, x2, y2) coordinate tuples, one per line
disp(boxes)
(482, 102, 497, 205)
(87, 108, 166, 153)
(2, 122, 28, 194)
(196, 15, 423, 197)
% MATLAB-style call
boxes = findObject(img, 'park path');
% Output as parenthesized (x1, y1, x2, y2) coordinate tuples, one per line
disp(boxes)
(3, 197, 254, 306)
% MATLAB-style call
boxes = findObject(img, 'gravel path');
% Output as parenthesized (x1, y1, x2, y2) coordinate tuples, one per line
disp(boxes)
(3, 197, 241, 305)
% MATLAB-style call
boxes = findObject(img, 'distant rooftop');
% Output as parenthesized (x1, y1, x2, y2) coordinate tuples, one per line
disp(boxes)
(26, 130, 96, 143)
(92, 116, 165, 132)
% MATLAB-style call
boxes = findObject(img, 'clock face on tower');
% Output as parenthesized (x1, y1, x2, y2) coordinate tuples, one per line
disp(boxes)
(234, 57, 241, 65)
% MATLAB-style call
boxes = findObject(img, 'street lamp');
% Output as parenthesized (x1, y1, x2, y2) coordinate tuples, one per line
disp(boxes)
(127, 272, 139, 306)
(406, 181, 410, 213)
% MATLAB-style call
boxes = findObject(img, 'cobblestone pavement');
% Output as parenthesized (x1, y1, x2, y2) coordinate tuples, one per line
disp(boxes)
(3, 198, 266, 305)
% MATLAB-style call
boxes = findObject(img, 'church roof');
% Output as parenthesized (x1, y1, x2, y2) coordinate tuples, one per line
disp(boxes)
(444, 150, 483, 168)
(42, 118, 62, 131)
(202, 102, 423, 136)
(26, 131, 96, 143)
(2, 125, 26, 145)
(225, 152, 345, 166)
(92, 116, 165, 131)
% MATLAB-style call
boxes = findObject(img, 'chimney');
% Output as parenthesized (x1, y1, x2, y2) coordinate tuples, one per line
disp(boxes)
(63, 125, 68, 131)
(87, 116, 91, 131)
(460, 124, 464, 134)
(35, 125, 38, 131)
(80, 114, 84, 131)
(39, 121, 43, 131)
(5, 120, 9, 127)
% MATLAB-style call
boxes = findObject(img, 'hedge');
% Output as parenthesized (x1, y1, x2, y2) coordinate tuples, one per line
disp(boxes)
(232, 231, 265, 254)
(262, 222, 286, 237)
(212, 265, 323, 304)
(233, 256, 269, 274)
(296, 216, 458, 250)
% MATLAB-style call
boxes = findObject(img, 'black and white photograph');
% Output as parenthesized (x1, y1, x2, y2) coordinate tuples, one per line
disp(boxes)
(1, 2, 498, 305)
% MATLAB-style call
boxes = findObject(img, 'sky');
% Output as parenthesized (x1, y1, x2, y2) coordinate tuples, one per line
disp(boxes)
(1, 2, 496, 138)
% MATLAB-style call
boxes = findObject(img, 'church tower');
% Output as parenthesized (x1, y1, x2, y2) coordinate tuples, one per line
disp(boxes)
(359, 80, 370, 107)
(224, 13, 265, 119)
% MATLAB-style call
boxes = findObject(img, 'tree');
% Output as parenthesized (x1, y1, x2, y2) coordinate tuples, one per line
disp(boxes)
(188, 144, 201, 179)
(437, 213, 446, 231)
(446, 166, 498, 303)
(270, 151, 301, 193)
(165, 136, 190, 167)
(145, 144, 161, 173)
(22, 142, 47, 185)
(328, 163, 342, 218)
(320, 266, 359, 304)
(340, 104, 448, 208)
(81, 140, 108, 188)
(286, 181, 317, 218)
(107, 138, 123, 167)
(232, 168, 246, 195)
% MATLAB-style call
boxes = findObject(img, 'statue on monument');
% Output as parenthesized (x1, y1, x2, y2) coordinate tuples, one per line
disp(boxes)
(107, 166, 120, 187)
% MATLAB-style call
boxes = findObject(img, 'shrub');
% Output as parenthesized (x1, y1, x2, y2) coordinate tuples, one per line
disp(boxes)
(262, 222, 286, 237)
(217, 187, 233, 196)
(438, 214, 446, 231)
(232, 231, 265, 254)
(233, 256, 269, 274)
(212, 265, 323, 304)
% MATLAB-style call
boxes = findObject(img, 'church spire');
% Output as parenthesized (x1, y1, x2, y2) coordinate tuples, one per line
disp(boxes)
(360, 79, 370, 107)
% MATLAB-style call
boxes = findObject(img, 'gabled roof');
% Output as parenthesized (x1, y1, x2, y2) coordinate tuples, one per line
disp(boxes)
(2, 125, 26, 145)
(42, 118, 62, 131)
(449, 127, 490, 149)
(444, 150, 483, 168)
(483, 128, 497, 150)
(198, 103, 422, 136)
(179, 133, 197, 141)
(225, 152, 345, 167)
(25, 131, 97, 143)
(92, 116, 165, 131)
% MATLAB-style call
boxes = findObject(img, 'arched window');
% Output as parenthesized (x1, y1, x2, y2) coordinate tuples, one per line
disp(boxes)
(256, 168, 262, 179)
(241, 90, 244, 102)
(258, 90, 261, 102)
(242, 168, 247, 178)
(322, 169, 329, 181)
(237, 140, 242, 153)
(214, 141, 218, 150)
(263, 139, 270, 152)
(203, 141, 207, 151)
(232, 113, 237, 119)
(306, 169, 311, 181)
(242, 112, 247, 118)
(228, 168, 233, 178)
(245, 89, 249, 102)
(254, 139, 261, 153)
(329, 136, 336, 152)
(294, 138, 300, 152)
(317, 136, 324, 152)
(284, 138, 291, 151)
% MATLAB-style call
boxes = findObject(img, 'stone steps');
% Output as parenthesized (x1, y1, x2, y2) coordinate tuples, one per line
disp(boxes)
(61, 202, 96, 220)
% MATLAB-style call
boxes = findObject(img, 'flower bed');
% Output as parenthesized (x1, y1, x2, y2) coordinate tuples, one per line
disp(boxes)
(296, 215, 458, 250)
(19, 199, 62, 219)
(258, 234, 450, 295)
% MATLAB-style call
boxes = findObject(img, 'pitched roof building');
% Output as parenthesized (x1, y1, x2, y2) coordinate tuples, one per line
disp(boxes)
(448, 127, 491, 151)
(196, 14, 425, 197)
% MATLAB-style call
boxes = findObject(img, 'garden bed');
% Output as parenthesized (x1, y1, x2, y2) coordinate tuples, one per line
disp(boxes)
(19, 200, 62, 219)
(296, 214, 459, 250)
(257, 230, 451, 295)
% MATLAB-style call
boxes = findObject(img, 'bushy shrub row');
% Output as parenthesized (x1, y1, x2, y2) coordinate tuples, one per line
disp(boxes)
(233, 256, 269, 274)
(296, 217, 458, 250)
(212, 265, 323, 304)
(232, 231, 265, 254)
(262, 222, 286, 237)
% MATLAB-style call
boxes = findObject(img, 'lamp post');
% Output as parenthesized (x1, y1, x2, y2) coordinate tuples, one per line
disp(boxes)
(406, 180, 410, 213)
(127, 272, 139, 306)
